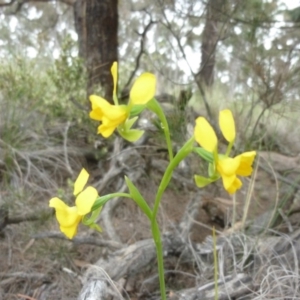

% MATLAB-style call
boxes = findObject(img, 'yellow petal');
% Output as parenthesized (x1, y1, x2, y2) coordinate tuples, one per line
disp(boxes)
(217, 157, 240, 176)
(130, 73, 156, 105)
(90, 95, 127, 122)
(89, 108, 103, 121)
(98, 123, 115, 138)
(73, 168, 89, 196)
(226, 177, 242, 194)
(221, 174, 236, 191)
(75, 186, 98, 215)
(90, 95, 109, 110)
(49, 197, 81, 228)
(219, 109, 236, 143)
(111, 62, 118, 98)
(89, 95, 110, 121)
(60, 223, 80, 239)
(236, 151, 256, 176)
(97, 107, 128, 138)
(194, 117, 217, 152)
(90, 95, 128, 138)
(104, 105, 128, 122)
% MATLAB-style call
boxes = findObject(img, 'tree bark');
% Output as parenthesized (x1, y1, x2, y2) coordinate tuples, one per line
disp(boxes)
(74, 0, 118, 102)
(198, 0, 225, 87)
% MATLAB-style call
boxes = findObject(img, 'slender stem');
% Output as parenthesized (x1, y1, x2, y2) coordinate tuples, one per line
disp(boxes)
(152, 137, 195, 220)
(213, 227, 219, 300)
(151, 220, 167, 300)
(242, 159, 258, 229)
(110, 192, 131, 198)
(146, 98, 174, 161)
(152, 167, 173, 220)
(232, 193, 236, 227)
(145, 100, 194, 299)
(113, 93, 119, 105)
(155, 102, 173, 161)
(163, 120, 174, 161)
(225, 140, 234, 157)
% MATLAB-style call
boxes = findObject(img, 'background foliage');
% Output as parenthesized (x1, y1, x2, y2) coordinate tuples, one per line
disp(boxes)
(1, 0, 300, 298)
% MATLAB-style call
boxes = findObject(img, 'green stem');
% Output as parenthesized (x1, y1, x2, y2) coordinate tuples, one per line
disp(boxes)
(163, 119, 174, 161)
(151, 220, 167, 300)
(213, 227, 219, 300)
(225, 140, 234, 157)
(113, 94, 119, 105)
(92, 193, 131, 211)
(232, 193, 236, 227)
(146, 98, 174, 161)
(152, 137, 195, 220)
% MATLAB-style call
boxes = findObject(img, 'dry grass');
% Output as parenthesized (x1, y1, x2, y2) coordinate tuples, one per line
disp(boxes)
(1, 60, 300, 299)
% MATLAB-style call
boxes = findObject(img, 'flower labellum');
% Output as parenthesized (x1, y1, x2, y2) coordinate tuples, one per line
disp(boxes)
(49, 169, 98, 239)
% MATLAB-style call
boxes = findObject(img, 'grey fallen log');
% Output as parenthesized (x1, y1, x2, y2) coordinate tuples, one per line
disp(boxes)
(78, 235, 187, 300)
(78, 226, 300, 300)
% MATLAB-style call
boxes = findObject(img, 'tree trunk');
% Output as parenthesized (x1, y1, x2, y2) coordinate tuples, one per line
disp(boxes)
(198, 0, 225, 87)
(74, 0, 118, 102)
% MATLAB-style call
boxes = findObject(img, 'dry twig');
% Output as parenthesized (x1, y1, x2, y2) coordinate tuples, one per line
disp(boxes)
(32, 231, 123, 250)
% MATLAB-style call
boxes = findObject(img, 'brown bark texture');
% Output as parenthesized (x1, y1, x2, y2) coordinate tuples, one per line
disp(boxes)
(74, 0, 118, 102)
(198, 0, 225, 87)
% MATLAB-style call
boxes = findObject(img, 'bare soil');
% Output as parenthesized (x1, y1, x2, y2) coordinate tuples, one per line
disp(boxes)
(1, 142, 300, 300)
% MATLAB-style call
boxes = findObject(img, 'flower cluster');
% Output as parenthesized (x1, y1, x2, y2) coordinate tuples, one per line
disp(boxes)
(89, 62, 156, 142)
(49, 62, 256, 241)
(194, 109, 256, 194)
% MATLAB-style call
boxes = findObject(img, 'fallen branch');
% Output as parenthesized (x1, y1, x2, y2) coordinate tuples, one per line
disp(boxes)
(78, 227, 300, 299)
(0, 206, 53, 232)
(32, 231, 123, 250)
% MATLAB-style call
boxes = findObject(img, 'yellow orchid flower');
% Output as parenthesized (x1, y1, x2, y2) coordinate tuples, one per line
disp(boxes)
(89, 95, 128, 138)
(217, 152, 256, 194)
(194, 109, 256, 194)
(89, 62, 156, 139)
(49, 169, 98, 239)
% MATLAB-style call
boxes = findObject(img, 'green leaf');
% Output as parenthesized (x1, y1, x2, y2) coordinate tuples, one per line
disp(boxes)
(92, 195, 114, 211)
(118, 128, 144, 142)
(124, 116, 138, 130)
(130, 104, 146, 117)
(82, 206, 102, 226)
(117, 117, 144, 142)
(82, 206, 103, 232)
(194, 147, 214, 163)
(87, 223, 102, 232)
(125, 176, 153, 220)
(146, 98, 167, 128)
(208, 162, 216, 177)
(194, 175, 215, 188)
(146, 97, 174, 160)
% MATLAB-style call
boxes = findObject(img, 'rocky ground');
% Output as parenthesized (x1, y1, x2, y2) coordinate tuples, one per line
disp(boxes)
(1, 134, 300, 299)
